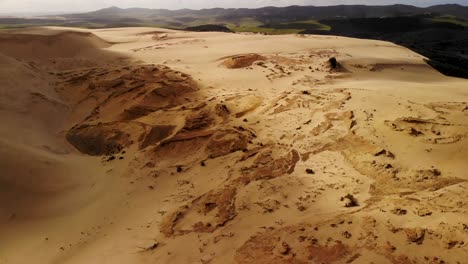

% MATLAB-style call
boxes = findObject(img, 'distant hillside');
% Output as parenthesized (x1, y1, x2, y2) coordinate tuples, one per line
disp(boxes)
(427, 4, 468, 18)
(68, 4, 468, 20)
(60, 4, 468, 28)
(2, 4, 468, 29)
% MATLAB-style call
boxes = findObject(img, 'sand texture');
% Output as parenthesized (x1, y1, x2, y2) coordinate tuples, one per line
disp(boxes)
(0, 27, 467, 264)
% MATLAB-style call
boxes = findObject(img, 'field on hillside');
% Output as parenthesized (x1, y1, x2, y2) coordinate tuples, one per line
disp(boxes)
(431, 15, 468, 26)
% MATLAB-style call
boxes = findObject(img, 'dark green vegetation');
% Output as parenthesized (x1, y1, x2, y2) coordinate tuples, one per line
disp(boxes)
(1, 4, 467, 78)
(185, 24, 233, 33)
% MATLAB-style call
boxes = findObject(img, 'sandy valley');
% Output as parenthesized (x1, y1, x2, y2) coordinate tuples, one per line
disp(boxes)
(0, 27, 467, 264)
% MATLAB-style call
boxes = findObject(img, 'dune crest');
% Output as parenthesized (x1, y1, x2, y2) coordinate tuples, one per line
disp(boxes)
(0, 31, 111, 59)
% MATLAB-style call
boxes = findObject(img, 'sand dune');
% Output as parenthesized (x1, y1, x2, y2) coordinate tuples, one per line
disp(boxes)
(0, 27, 467, 264)
(0, 31, 110, 59)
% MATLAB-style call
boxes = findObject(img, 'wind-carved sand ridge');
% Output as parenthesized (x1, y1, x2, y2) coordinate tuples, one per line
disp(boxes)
(0, 27, 467, 264)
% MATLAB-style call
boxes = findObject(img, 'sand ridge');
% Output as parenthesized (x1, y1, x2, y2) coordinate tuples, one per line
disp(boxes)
(0, 27, 467, 264)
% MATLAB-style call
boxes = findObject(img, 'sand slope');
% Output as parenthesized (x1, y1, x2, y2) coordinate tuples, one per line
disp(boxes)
(0, 27, 467, 264)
